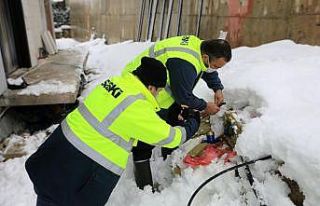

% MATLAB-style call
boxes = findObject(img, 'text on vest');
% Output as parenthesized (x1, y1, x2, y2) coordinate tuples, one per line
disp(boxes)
(101, 79, 123, 98)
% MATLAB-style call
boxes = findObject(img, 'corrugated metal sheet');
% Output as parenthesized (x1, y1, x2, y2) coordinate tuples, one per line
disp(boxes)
(0, 49, 7, 95)
(0, 0, 19, 74)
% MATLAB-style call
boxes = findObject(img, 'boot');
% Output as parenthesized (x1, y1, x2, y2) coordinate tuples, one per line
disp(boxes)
(133, 159, 153, 190)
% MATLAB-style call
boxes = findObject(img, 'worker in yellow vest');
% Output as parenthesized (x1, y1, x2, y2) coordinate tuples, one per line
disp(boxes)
(25, 57, 200, 206)
(123, 35, 232, 189)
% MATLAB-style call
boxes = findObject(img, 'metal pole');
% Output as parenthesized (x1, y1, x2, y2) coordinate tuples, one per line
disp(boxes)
(157, 0, 167, 41)
(145, 0, 153, 41)
(195, 0, 204, 37)
(136, 0, 146, 41)
(163, 0, 173, 38)
(176, 0, 184, 36)
(147, 0, 159, 41)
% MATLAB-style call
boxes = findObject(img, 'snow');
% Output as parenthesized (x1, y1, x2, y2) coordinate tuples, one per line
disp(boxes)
(78, 39, 152, 97)
(0, 156, 36, 206)
(56, 38, 80, 50)
(7, 77, 24, 86)
(223, 40, 320, 205)
(54, 27, 62, 33)
(17, 80, 77, 96)
(1, 38, 320, 206)
(0, 126, 57, 206)
(60, 25, 71, 29)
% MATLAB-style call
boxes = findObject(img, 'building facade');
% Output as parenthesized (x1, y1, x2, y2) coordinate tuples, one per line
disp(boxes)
(0, 0, 54, 95)
(69, 0, 320, 46)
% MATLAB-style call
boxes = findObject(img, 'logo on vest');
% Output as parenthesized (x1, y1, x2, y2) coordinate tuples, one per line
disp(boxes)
(101, 79, 123, 98)
(180, 36, 190, 45)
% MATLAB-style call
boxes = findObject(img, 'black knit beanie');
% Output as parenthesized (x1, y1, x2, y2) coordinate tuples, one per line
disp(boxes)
(133, 57, 167, 88)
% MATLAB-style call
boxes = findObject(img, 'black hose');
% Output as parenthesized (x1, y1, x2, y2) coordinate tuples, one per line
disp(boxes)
(187, 155, 272, 206)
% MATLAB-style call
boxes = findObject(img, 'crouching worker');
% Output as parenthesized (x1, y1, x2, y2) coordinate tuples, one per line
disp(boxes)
(25, 57, 200, 206)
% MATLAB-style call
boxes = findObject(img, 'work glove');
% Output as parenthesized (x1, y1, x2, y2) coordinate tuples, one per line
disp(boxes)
(181, 108, 200, 125)
(167, 103, 184, 126)
(181, 108, 200, 140)
(167, 103, 200, 140)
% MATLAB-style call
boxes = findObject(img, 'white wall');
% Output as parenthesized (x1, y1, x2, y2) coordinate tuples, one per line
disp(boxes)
(0, 49, 7, 95)
(21, 0, 48, 67)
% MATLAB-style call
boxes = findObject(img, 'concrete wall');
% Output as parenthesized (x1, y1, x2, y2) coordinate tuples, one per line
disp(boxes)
(21, 0, 49, 66)
(289, 0, 320, 45)
(69, 0, 138, 43)
(70, 0, 320, 47)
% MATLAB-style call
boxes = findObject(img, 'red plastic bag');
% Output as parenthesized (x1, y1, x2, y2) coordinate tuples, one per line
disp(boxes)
(183, 144, 237, 168)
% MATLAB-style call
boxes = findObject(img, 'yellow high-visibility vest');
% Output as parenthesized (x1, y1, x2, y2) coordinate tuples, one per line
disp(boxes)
(123, 35, 207, 109)
(61, 73, 186, 176)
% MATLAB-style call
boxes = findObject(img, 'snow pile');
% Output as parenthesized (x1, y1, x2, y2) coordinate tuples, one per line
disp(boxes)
(84, 40, 151, 76)
(75, 39, 152, 97)
(57, 38, 151, 97)
(7, 77, 25, 86)
(56, 38, 80, 50)
(195, 40, 320, 205)
(1, 38, 320, 206)
(17, 80, 77, 96)
(0, 125, 57, 206)
(222, 40, 320, 205)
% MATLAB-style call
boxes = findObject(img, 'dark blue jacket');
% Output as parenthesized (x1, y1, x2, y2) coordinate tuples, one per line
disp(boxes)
(166, 58, 224, 111)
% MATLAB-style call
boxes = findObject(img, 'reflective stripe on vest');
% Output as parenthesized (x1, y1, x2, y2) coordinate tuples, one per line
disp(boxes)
(177, 126, 187, 144)
(148, 44, 201, 61)
(62, 94, 144, 175)
(155, 126, 186, 146)
(148, 42, 203, 109)
(77, 95, 144, 151)
(164, 84, 172, 96)
(61, 120, 124, 175)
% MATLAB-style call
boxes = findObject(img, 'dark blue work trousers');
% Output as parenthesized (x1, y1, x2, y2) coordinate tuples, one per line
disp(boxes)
(26, 125, 120, 206)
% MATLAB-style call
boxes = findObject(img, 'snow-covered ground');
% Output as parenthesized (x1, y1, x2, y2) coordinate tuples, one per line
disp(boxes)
(1, 38, 320, 206)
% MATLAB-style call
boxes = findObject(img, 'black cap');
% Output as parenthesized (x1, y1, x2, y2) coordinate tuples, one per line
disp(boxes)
(133, 57, 167, 88)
